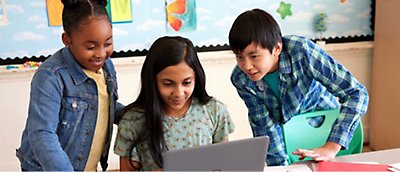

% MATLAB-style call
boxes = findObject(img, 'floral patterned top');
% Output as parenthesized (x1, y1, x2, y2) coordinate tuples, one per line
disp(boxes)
(113, 97, 235, 171)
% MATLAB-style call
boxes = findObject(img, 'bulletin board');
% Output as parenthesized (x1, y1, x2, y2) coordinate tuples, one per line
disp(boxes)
(0, 0, 374, 64)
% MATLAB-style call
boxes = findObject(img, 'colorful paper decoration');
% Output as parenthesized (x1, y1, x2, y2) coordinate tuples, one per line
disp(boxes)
(46, 0, 132, 27)
(165, 0, 197, 32)
(46, 0, 63, 26)
(109, 0, 132, 23)
(0, 0, 8, 25)
(276, 1, 292, 20)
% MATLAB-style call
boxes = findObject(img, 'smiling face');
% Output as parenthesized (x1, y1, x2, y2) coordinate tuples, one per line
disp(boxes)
(235, 42, 282, 81)
(156, 61, 195, 117)
(62, 16, 113, 73)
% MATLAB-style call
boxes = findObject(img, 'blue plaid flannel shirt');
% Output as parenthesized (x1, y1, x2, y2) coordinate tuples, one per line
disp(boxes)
(230, 35, 369, 166)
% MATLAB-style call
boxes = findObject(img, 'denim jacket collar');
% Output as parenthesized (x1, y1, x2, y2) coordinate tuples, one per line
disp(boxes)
(60, 48, 115, 86)
(61, 48, 91, 86)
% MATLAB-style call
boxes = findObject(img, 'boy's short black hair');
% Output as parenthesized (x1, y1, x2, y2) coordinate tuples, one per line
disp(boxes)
(229, 8, 282, 54)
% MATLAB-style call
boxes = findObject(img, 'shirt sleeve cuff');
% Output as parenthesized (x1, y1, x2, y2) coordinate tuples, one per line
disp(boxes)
(327, 129, 352, 149)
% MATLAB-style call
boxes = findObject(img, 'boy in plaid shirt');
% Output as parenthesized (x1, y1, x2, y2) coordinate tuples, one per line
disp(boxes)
(229, 8, 369, 166)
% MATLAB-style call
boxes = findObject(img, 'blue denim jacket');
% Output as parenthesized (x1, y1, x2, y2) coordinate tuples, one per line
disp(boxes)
(16, 48, 124, 171)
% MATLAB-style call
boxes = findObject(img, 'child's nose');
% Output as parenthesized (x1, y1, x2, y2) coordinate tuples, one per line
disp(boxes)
(95, 47, 107, 58)
(173, 85, 185, 97)
(242, 59, 253, 71)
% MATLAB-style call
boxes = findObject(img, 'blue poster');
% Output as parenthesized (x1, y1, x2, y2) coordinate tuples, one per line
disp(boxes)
(0, 0, 373, 60)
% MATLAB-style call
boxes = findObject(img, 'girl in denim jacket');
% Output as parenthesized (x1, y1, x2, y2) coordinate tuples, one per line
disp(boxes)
(16, 0, 124, 171)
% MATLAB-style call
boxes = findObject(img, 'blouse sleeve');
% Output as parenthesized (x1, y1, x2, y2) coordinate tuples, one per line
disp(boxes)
(208, 98, 235, 143)
(113, 109, 144, 161)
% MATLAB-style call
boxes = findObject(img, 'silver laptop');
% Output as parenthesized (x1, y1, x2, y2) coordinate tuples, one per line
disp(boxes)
(163, 136, 269, 171)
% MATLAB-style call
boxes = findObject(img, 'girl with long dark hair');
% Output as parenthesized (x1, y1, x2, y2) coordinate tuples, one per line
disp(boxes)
(114, 36, 235, 171)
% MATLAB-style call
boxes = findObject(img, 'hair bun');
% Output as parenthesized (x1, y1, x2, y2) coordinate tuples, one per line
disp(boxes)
(95, 0, 108, 7)
(61, 0, 79, 8)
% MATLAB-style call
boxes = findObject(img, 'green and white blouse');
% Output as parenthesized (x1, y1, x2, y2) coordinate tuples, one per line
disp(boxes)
(113, 97, 235, 171)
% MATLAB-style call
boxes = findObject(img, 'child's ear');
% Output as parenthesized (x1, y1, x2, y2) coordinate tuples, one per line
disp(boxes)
(274, 42, 282, 56)
(62, 33, 70, 47)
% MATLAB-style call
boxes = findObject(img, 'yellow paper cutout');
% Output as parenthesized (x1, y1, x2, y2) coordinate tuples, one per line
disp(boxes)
(110, 0, 132, 22)
(46, 0, 63, 26)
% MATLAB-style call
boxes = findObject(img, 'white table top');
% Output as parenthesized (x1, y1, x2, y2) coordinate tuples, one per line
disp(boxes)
(333, 148, 400, 164)
(264, 148, 400, 171)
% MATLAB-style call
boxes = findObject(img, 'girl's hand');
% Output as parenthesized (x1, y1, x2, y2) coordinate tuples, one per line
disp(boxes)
(292, 142, 342, 161)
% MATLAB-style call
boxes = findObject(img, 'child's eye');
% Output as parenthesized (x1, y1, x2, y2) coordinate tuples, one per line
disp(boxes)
(183, 81, 192, 85)
(251, 55, 258, 59)
(163, 82, 172, 86)
(105, 42, 113, 47)
(85, 43, 96, 50)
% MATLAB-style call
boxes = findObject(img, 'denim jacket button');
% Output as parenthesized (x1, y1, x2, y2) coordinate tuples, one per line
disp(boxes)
(72, 101, 77, 109)
(78, 155, 84, 161)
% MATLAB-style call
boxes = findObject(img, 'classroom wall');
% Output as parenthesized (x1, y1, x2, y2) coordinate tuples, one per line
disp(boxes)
(0, 41, 372, 170)
(369, 0, 400, 150)
(0, 0, 373, 60)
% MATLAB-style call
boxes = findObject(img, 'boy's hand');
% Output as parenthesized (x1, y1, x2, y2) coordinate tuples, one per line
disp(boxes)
(292, 142, 342, 161)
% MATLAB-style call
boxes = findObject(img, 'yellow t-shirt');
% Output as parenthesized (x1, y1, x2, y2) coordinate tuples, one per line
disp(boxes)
(83, 68, 110, 171)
